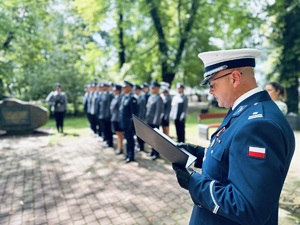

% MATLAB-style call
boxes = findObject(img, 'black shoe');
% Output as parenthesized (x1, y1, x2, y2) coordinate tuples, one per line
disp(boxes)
(103, 143, 113, 148)
(115, 149, 123, 155)
(125, 158, 134, 163)
(147, 152, 154, 157)
(102, 143, 109, 148)
(152, 155, 159, 161)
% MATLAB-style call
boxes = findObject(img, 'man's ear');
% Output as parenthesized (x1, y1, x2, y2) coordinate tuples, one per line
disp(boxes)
(231, 70, 242, 87)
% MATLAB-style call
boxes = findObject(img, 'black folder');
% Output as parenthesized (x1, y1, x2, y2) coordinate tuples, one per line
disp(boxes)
(132, 115, 196, 167)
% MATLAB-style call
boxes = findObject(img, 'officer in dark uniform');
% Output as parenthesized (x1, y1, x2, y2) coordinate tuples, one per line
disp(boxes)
(145, 81, 164, 160)
(95, 82, 104, 139)
(141, 82, 150, 104)
(170, 83, 188, 142)
(86, 82, 99, 136)
(160, 82, 172, 136)
(134, 84, 146, 152)
(110, 84, 124, 155)
(172, 48, 295, 225)
(119, 81, 137, 163)
(83, 84, 89, 116)
(46, 83, 68, 133)
(96, 81, 114, 148)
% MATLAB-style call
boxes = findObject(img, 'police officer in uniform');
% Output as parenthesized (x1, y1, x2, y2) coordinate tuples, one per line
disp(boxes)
(172, 49, 295, 225)
(110, 84, 123, 155)
(119, 81, 137, 163)
(83, 84, 90, 117)
(145, 81, 164, 160)
(134, 84, 146, 152)
(97, 81, 114, 148)
(86, 82, 99, 136)
(141, 82, 150, 104)
(160, 82, 172, 136)
(46, 83, 68, 133)
(170, 83, 188, 142)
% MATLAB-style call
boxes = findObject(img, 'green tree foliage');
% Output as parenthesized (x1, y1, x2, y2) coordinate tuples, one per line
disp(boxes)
(1, 0, 264, 113)
(74, 0, 262, 88)
(265, 0, 300, 113)
(0, 0, 94, 113)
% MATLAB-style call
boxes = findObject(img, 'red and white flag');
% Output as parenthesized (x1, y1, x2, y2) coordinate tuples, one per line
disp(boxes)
(248, 146, 266, 159)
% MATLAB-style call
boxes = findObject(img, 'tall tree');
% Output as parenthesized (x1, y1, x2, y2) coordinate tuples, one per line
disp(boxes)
(145, 0, 200, 85)
(1, 0, 265, 106)
(266, 0, 300, 113)
(74, 0, 261, 86)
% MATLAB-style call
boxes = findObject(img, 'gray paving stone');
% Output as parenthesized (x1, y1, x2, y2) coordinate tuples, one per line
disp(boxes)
(0, 130, 299, 224)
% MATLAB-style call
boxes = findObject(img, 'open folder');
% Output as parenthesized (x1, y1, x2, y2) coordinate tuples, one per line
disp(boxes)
(132, 115, 197, 168)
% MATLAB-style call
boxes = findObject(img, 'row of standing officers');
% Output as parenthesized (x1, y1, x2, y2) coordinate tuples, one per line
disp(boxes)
(84, 80, 188, 163)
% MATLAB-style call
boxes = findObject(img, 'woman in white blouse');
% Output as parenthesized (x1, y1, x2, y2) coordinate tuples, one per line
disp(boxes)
(265, 82, 288, 115)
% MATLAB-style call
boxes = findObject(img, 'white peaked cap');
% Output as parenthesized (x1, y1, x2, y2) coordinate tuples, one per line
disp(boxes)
(198, 48, 261, 85)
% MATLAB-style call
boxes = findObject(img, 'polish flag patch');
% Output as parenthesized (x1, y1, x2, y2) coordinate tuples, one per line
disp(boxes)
(248, 146, 266, 159)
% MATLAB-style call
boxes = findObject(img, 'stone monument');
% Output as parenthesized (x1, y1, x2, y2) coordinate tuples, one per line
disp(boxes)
(0, 98, 48, 134)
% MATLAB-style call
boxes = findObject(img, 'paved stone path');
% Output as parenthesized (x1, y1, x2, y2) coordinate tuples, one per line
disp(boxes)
(0, 129, 299, 225)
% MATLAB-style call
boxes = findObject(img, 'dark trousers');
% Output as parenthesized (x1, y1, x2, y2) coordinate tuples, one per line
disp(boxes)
(100, 118, 113, 147)
(54, 111, 65, 133)
(175, 119, 185, 143)
(90, 114, 99, 135)
(137, 137, 144, 150)
(86, 113, 92, 127)
(149, 124, 159, 156)
(124, 128, 135, 160)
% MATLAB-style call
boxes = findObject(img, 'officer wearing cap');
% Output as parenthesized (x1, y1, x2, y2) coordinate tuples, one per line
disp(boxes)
(96, 81, 114, 148)
(119, 81, 137, 163)
(134, 84, 146, 152)
(110, 84, 124, 155)
(83, 84, 89, 116)
(95, 82, 104, 139)
(86, 82, 100, 136)
(145, 81, 164, 160)
(172, 48, 295, 225)
(170, 83, 188, 142)
(160, 82, 172, 136)
(45, 83, 68, 133)
(141, 82, 150, 104)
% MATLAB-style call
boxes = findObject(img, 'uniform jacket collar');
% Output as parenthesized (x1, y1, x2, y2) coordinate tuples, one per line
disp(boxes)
(212, 90, 271, 137)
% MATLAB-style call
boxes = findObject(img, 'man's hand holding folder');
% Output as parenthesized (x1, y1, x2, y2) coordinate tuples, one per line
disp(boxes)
(177, 143, 206, 168)
(172, 143, 206, 190)
(133, 115, 199, 168)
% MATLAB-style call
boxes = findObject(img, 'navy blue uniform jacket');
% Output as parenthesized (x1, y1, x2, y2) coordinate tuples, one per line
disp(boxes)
(189, 91, 295, 225)
(119, 93, 137, 131)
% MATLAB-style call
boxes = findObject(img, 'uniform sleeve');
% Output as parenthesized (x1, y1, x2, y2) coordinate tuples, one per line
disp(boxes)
(45, 91, 54, 104)
(164, 97, 172, 120)
(140, 98, 146, 120)
(63, 93, 67, 111)
(179, 95, 188, 121)
(194, 146, 206, 168)
(183, 96, 188, 114)
(131, 97, 138, 117)
(153, 97, 164, 125)
(188, 120, 288, 225)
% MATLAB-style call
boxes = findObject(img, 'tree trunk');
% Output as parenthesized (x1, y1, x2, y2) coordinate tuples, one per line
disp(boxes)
(0, 78, 4, 99)
(146, 0, 199, 84)
(117, 10, 126, 69)
(286, 80, 299, 113)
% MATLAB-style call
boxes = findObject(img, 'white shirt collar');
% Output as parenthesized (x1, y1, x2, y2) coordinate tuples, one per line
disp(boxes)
(232, 87, 263, 110)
